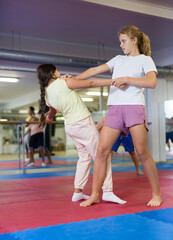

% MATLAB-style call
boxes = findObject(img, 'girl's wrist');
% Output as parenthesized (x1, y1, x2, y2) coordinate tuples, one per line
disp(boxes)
(125, 77, 130, 84)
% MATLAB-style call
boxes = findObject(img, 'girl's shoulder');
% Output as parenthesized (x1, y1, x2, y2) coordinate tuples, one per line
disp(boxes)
(128, 54, 154, 65)
(139, 54, 155, 65)
(107, 55, 124, 65)
(138, 54, 154, 62)
(46, 78, 66, 91)
(140, 54, 152, 59)
(113, 55, 124, 60)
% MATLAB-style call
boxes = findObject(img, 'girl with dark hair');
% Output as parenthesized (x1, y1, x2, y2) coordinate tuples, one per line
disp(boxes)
(24, 110, 52, 167)
(24, 106, 35, 160)
(76, 25, 162, 207)
(24, 116, 46, 167)
(37, 64, 126, 204)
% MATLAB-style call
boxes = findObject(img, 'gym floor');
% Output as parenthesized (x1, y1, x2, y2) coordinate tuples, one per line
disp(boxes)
(0, 155, 173, 240)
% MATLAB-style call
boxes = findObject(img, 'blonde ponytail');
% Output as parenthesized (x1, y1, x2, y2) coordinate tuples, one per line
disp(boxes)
(139, 32, 151, 56)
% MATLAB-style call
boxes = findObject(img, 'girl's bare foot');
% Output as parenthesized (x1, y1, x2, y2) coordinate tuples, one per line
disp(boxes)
(147, 195, 162, 207)
(80, 195, 100, 207)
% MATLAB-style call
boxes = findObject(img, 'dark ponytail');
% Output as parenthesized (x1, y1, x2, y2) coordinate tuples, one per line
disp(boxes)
(39, 84, 46, 127)
(37, 64, 56, 127)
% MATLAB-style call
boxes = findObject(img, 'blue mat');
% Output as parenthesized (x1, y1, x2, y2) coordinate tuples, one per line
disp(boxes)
(156, 163, 173, 170)
(0, 165, 140, 181)
(137, 207, 173, 225)
(1, 162, 173, 181)
(0, 208, 173, 240)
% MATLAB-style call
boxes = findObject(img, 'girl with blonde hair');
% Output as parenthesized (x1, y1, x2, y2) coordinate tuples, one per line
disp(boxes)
(77, 25, 162, 207)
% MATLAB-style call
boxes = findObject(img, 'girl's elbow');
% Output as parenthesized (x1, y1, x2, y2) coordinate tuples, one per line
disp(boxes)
(151, 80, 157, 89)
(66, 79, 75, 89)
(148, 78, 156, 89)
(149, 83, 155, 89)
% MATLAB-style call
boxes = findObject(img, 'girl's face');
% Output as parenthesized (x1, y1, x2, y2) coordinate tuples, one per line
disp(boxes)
(53, 69, 61, 79)
(28, 108, 33, 115)
(119, 33, 138, 56)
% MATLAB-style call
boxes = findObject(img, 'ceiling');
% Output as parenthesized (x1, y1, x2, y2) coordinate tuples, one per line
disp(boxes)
(0, 0, 173, 113)
(129, 0, 173, 9)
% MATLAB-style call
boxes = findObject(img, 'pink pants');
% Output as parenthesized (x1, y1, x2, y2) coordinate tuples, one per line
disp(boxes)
(65, 116, 113, 192)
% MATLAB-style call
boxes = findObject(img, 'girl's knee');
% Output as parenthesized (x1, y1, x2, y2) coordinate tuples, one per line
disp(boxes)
(97, 145, 110, 159)
(136, 148, 150, 161)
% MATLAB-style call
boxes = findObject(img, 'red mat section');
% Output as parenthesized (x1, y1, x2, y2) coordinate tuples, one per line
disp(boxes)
(0, 159, 77, 169)
(0, 169, 173, 234)
(166, 150, 173, 158)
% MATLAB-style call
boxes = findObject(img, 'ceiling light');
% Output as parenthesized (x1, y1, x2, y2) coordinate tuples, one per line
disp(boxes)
(19, 110, 28, 114)
(0, 119, 8, 121)
(56, 116, 64, 121)
(86, 92, 100, 96)
(82, 97, 93, 102)
(0, 77, 19, 83)
(86, 91, 108, 96)
(6, 110, 12, 113)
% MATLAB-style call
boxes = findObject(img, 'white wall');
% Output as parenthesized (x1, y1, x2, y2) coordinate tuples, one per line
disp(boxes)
(166, 80, 173, 101)
(0, 126, 3, 154)
(145, 78, 166, 162)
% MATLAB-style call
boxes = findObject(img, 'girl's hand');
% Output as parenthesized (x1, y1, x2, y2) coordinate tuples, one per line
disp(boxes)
(97, 116, 106, 132)
(119, 84, 128, 90)
(46, 115, 53, 122)
(46, 106, 57, 122)
(112, 77, 128, 90)
(61, 74, 72, 80)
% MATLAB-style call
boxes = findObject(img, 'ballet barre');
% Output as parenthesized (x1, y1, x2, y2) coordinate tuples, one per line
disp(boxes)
(0, 121, 60, 174)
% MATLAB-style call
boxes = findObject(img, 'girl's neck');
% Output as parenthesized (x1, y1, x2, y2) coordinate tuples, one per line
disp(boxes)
(48, 78, 56, 87)
(128, 48, 140, 57)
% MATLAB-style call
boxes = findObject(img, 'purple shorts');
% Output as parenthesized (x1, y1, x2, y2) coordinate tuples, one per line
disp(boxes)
(104, 105, 148, 136)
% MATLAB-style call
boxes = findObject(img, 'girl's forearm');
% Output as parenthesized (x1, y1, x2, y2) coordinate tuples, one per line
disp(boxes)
(75, 64, 110, 80)
(112, 72, 157, 89)
(75, 67, 97, 80)
(126, 76, 156, 89)
(90, 78, 112, 87)
(66, 77, 112, 89)
(127, 71, 157, 89)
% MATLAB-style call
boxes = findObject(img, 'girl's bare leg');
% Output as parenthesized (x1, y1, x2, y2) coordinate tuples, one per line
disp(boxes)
(129, 151, 140, 170)
(26, 151, 29, 159)
(39, 146, 45, 163)
(80, 126, 121, 207)
(45, 148, 52, 163)
(29, 147, 34, 163)
(167, 140, 171, 151)
(129, 151, 144, 175)
(130, 124, 162, 207)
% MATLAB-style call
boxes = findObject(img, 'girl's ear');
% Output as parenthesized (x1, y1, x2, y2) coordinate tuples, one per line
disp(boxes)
(133, 37, 138, 44)
(51, 72, 56, 79)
